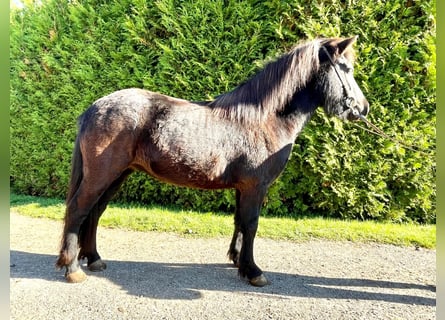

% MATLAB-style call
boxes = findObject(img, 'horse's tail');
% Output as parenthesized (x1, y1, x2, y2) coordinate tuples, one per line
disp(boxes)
(66, 134, 83, 205)
(56, 123, 84, 269)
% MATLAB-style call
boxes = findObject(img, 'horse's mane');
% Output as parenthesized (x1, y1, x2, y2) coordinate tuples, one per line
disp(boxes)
(208, 38, 353, 123)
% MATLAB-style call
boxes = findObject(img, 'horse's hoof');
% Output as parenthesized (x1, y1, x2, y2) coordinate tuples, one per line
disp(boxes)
(88, 259, 107, 272)
(66, 269, 87, 283)
(249, 274, 268, 287)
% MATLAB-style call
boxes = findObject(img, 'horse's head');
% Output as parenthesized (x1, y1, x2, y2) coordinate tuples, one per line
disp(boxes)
(317, 36, 369, 121)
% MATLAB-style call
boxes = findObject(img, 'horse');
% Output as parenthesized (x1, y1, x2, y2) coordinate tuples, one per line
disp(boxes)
(56, 36, 369, 287)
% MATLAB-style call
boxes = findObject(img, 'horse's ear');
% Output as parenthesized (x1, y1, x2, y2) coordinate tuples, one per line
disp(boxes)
(319, 40, 337, 63)
(319, 36, 358, 63)
(337, 36, 358, 55)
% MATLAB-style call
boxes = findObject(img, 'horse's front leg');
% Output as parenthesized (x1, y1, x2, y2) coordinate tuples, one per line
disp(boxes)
(236, 188, 268, 287)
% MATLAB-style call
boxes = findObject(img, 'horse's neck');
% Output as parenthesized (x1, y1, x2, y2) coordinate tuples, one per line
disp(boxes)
(278, 87, 320, 141)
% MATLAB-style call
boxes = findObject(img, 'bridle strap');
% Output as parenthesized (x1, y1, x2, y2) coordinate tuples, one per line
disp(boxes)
(321, 46, 359, 116)
(321, 46, 349, 94)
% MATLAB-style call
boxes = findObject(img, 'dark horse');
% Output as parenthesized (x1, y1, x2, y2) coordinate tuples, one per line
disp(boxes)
(56, 36, 369, 286)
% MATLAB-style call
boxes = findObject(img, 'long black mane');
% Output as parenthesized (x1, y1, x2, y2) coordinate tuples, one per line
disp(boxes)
(208, 39, 322, 123)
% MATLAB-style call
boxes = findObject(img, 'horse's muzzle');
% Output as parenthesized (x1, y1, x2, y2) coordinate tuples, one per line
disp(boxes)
(344, 98, 369, 121)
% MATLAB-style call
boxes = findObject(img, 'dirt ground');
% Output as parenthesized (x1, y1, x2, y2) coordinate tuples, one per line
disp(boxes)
(10, 211, 436, 319)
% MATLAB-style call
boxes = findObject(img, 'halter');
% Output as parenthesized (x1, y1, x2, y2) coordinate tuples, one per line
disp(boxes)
(321, 46, 360, 118)
(321, 46, 430, 155)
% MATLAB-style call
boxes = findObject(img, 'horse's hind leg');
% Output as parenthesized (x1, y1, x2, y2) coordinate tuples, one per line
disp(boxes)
(57, 167, 130, 282)
(228, 190, 242, 266)
(78, 169, 133, 272)
(78, 204, 105, 272)
(56, 181, 105, 283)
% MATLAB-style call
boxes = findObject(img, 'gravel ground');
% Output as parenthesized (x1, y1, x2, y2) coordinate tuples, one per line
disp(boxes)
(10, 211, 436, 320)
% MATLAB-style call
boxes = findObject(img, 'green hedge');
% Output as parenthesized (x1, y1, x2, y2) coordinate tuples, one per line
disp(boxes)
(10, 0, 436, 223)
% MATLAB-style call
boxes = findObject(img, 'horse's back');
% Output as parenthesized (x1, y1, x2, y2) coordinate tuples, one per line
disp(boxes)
(79, 88, 196, 131)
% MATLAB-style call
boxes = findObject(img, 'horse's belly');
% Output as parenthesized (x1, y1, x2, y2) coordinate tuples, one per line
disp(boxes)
(146, 157, 233, 190)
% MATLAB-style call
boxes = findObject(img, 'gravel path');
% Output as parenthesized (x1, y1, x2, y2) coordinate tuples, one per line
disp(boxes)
(10, 211, 436, 320)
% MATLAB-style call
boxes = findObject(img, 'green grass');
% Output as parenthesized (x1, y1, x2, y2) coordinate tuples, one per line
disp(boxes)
(10, 193, 436, 249)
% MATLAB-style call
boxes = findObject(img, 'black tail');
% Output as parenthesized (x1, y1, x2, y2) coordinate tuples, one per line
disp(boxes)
(55, 131, 84, 269)
(66, 134, 83, 205)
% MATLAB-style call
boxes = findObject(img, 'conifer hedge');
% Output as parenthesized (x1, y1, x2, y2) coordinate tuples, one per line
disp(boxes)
(10, 0, 436, 223)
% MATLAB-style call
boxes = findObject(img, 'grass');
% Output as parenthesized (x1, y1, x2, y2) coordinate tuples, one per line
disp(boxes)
(10, 193, 436, 249)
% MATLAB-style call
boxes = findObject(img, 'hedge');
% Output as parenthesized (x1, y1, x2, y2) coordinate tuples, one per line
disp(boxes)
(10, 0, 436, 223)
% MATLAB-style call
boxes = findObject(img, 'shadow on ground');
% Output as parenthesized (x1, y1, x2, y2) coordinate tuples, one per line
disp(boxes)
(10, 250, 435, 306)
